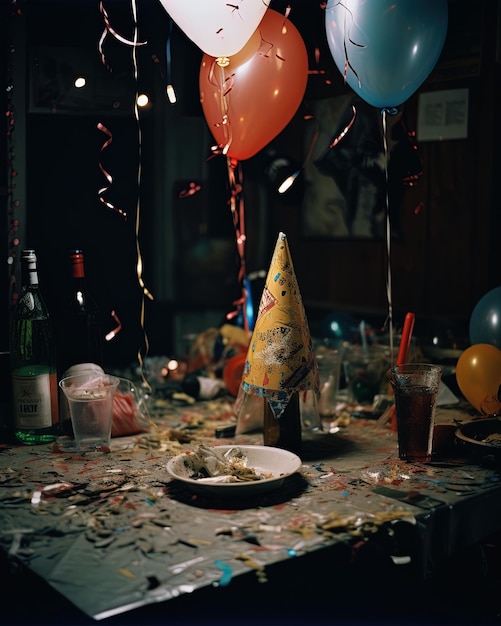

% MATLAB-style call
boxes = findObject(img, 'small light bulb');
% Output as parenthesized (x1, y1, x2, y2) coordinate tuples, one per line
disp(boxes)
(167, 359, 179, 371)
(166, 84, 177, 104)
(137, 93, 149, 107)
(278, 171, 300, 194)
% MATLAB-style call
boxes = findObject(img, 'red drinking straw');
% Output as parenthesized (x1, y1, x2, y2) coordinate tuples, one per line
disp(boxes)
(391, 312, 415, 431)
(397, 312, 415, 366)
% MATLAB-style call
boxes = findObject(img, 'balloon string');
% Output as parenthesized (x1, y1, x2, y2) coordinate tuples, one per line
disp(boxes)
(130, 0, 153, 392)
(382, 109, 394, 359)
(209, 60, 233, 155)
(225, 158, 249, 333)
(131, 0, 152, 299)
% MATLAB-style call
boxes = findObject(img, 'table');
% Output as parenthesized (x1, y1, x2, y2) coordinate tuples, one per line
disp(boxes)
(1, 395, 501, 626)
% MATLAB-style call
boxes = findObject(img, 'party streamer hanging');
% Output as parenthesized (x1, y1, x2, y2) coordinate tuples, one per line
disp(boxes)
(97, 122, 126, 218)
(225, 158, 250, 334)
(98, 1, 154, 388)
(128, 0, 154, 386)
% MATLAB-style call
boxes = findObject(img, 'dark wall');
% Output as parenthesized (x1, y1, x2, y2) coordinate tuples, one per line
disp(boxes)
(16, 0, 173, 367)
(262, 0, 501, 336)
(3, 0, 501, 365)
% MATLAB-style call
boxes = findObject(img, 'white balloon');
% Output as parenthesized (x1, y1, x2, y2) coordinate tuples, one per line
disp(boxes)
(158, 0, 269, 58)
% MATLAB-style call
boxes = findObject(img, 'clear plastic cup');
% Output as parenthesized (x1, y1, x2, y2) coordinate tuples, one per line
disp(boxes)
(59, 372, 120, 451)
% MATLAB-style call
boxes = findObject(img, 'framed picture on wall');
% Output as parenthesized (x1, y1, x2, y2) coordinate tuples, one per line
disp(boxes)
(301, 95, 420, 240)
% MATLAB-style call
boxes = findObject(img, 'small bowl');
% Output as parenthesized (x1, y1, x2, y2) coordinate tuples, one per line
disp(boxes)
(455, 416, 501, 462)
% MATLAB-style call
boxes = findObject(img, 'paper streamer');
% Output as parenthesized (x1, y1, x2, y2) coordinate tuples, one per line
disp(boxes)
(329, 105, 356, 149)
(225, 158, 250, 333)
(97, 122, 126, 218)
(105, 310, 122, 342)
(127, 0, 154, 389)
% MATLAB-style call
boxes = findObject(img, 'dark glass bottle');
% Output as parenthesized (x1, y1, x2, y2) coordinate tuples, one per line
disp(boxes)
(56, 250, 103, 435)
(10, 249, 58, 444)
(182, 375, 223, 400)
(263, 392, 301, 455)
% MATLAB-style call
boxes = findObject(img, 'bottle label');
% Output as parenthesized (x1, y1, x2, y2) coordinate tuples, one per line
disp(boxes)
(12, 373, 53, 428)
(21, 292, 35, 311)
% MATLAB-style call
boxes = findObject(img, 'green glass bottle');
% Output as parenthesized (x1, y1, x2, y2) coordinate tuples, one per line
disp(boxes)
(10, 249, 58, 444)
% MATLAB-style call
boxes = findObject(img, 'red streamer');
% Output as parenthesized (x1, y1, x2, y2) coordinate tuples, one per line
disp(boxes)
(105, 310, 122, 341)
(329, 105, 357, 149)
(225, 158, 249, 333)
(97, 122, 126, 218)
(179, 182, 202, 198)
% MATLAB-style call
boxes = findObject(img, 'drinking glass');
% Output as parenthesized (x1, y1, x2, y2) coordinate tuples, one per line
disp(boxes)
(59, 372, 120, 451)
(390, 363, 442, 462)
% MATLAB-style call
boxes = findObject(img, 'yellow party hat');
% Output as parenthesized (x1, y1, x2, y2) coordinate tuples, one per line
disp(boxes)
(241, 232, 319, 418)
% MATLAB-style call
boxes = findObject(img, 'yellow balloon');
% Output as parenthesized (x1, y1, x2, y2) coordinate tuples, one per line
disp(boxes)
(456, 343, 501, 414)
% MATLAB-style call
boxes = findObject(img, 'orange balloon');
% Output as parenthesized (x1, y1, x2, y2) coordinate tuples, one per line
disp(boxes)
(199, 9, 308, 161)
(456, 343, 501, 414)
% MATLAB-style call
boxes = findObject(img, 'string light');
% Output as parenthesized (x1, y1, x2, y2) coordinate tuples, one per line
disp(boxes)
(136, 93, 149, 107)
(165, 19, 177, 104)
(166, 84, 176, 103)
(278, 170, 300, 194)
(276, 114, 322, 193)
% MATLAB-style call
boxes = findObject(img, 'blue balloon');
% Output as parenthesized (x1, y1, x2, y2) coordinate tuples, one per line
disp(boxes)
(469, 287, 501, 348)
(325, 0, 448, 109)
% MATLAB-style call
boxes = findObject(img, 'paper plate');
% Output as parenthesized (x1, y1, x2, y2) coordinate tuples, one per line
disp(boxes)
(166, 445, 302, 497)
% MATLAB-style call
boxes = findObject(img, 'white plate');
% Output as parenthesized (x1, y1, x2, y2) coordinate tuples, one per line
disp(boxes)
(166, 445, 302, 497)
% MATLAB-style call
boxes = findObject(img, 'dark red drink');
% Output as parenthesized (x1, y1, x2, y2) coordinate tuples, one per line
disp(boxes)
(394, 385, 438, 462)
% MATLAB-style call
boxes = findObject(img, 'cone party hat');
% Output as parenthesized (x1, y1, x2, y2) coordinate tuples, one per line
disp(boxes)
(241, 232, 319, 418)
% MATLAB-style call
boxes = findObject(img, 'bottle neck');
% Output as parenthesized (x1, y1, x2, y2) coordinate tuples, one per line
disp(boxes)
(70, 252, 85, 279)
(21, 259, 39, 289)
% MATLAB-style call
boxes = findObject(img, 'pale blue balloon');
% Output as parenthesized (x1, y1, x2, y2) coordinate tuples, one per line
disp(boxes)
(325, 0, 448, 109)
(469, 287, 501, 348)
